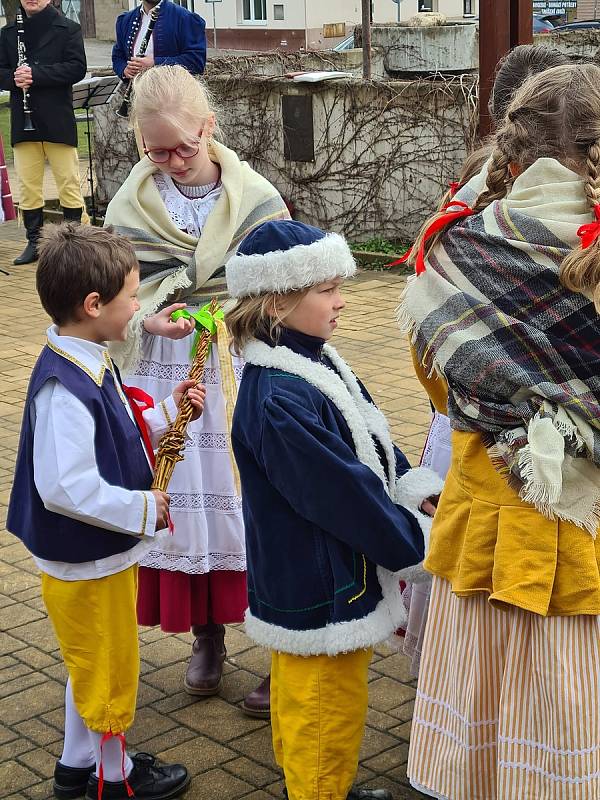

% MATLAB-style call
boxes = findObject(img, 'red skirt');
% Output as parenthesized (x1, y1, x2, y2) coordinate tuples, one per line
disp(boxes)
(137, 567, 248, 632)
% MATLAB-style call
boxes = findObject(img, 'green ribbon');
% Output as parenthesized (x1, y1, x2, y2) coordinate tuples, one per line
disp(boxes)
(171, 303, 224, 359)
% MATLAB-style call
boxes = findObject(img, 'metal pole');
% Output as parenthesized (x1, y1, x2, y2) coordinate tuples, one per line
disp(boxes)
(362, 0, 371, 79)
(397, 0, 401, 23)
(212, 3, 217, 48)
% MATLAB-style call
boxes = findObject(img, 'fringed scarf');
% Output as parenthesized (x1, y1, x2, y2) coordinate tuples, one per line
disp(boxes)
(104, 140, 289, 373)
(399, 158, 600, 536)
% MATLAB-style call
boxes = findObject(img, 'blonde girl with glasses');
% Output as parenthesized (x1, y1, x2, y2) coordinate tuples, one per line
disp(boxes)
(104, 64, 289, 714)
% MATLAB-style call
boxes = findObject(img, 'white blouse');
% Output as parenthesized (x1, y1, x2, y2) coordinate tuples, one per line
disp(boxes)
(153, 172, 222, 237)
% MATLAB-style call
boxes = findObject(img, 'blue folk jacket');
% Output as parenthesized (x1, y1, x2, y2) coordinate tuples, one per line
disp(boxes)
(112, 0, 206, 79)
(232, 329, 443, 656)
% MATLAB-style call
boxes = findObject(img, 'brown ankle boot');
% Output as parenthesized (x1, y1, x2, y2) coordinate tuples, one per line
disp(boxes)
(184, 623, 226, 696)
(241, 674, 270, 719)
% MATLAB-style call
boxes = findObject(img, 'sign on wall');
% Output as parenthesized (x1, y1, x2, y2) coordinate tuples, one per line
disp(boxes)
(532, 0, 577, 12)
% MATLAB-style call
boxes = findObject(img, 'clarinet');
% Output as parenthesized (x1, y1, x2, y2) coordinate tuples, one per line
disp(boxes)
(116, 1, 161, 119)
(15, 7, 35, 132)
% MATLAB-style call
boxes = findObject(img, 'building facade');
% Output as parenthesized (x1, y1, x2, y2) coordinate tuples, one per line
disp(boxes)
(97, 0, 480, 49)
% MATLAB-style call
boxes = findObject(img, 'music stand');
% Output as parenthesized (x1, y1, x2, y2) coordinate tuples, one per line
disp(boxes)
(72, 75, 120, 224)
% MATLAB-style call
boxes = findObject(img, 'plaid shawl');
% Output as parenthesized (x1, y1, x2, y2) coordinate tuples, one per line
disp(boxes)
(104, 140, 289, 373)
(400, 158, 600, 535)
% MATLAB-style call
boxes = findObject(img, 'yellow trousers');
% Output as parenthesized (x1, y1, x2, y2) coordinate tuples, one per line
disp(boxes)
(271, 647, 373, 800)
(41, 565, 139, 734)
(13, 141, 86, 213)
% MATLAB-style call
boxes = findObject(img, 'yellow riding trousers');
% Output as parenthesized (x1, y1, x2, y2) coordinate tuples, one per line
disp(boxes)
(41, 565, 139, 733)
(271, 647, 373, 800)
(13, 141, 86, 213)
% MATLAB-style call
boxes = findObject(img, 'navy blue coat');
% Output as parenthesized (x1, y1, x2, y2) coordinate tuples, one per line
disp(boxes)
(232, 329, 426, 656)
(112, 0, 206, 79)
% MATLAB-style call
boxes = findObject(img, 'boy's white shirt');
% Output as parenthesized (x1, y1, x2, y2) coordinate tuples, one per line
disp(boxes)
(32, 326, 176, 581)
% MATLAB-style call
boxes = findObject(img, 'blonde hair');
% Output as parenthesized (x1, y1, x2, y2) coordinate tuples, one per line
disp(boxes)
(130, 64, 220, 140)
(411, 63, 600, 308)
(226, 290, 309, 354)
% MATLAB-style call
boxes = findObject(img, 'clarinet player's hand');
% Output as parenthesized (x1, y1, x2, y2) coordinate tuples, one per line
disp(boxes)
(123, 62, 139, 79)
(14, 65, 32, 88)
(131, 54, 155, 72)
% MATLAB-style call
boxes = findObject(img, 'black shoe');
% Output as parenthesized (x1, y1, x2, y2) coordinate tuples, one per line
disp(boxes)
(283, 789, 392, 800)
(13, 207, 43, 265)
(85, 752, 189, 800)
(53, 761, 95, 799)
(62, 206, 83, 223)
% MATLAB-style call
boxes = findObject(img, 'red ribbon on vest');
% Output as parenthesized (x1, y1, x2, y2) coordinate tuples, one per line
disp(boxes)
(97, 732, 133, 800)
(123, 385, 175, 535)
(577, 204, 600, 249)
(123, 385, 155, 468)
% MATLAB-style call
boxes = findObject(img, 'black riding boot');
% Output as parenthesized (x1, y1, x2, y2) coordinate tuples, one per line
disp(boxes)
(62, 206, 84, 223)
(14, 207, 44, 265)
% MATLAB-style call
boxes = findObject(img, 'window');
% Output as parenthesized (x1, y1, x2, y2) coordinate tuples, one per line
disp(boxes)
(463, 0, 474, 13)
(242, 0, 267, 21)
(273, 3, 284, 20)
(418, 0, 436, 10)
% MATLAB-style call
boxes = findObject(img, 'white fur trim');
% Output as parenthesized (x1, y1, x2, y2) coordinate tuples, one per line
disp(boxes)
(323, 344, 397, 488)
(244, 564, 407, 656)
(226, 233, 357, 298)
(394, 466, 444, 511)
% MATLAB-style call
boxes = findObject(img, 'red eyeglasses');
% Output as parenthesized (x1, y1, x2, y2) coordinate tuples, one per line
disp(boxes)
(142, 136, 200, 164)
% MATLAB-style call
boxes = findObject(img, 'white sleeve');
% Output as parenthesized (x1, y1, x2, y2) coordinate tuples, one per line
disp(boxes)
(32, 380, 157, 538)
(142, 394, 178, 448)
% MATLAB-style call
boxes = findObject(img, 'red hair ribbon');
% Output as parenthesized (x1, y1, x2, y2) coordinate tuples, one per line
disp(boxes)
(413, 200, 474, 275)
(123, 385, 175, 534)
(386, 200, 473, 272)
(577, 204, 600, 249)
(448, 180, 461, 197)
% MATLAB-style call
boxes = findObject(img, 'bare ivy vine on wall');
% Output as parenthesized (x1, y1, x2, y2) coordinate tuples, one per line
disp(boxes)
(93, 57, 478, 241)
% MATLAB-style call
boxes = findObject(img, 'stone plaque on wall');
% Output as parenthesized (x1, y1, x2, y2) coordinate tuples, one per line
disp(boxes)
(282, 94, 314, 163)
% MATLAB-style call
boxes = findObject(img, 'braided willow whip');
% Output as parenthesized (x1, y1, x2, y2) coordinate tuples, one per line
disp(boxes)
(152, 298, 219, 492)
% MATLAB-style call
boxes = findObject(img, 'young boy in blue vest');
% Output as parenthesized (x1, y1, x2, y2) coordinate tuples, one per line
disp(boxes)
(7, 224, 206, 800)
(225, 220, 443, 800)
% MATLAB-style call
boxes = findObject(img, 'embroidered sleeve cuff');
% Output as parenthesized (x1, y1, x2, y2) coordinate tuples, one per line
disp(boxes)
(160, 396, 177, 427)
(140, 491, 157, 538)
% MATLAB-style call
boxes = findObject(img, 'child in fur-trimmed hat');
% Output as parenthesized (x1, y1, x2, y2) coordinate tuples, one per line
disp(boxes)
(225, 219, 442, 800)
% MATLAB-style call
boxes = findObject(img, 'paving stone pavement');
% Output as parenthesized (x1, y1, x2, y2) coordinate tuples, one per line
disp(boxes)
(0, 220, 431, 800)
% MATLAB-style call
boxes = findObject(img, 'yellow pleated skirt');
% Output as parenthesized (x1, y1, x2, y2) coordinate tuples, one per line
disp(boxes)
(41, 564, 139, 733)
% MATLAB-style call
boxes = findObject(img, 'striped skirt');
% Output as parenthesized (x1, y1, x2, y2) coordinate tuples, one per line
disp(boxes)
(407, 576, 600, 800)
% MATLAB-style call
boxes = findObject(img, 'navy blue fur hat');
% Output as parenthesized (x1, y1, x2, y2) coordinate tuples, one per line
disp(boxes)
(226, 220, 356, 299)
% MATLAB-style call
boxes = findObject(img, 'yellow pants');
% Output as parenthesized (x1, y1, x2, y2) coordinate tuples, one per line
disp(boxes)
(271, 647, 373, 800)
(13, 141, 87, 213)
(41, 565, 139, 733)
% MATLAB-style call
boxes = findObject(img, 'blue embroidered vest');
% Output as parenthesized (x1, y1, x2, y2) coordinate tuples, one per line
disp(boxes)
(7, 346, 153, 562)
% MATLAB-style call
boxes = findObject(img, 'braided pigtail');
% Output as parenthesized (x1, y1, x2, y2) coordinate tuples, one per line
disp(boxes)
(560, 139, 600, 310)
(472, 145, 511, 213)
